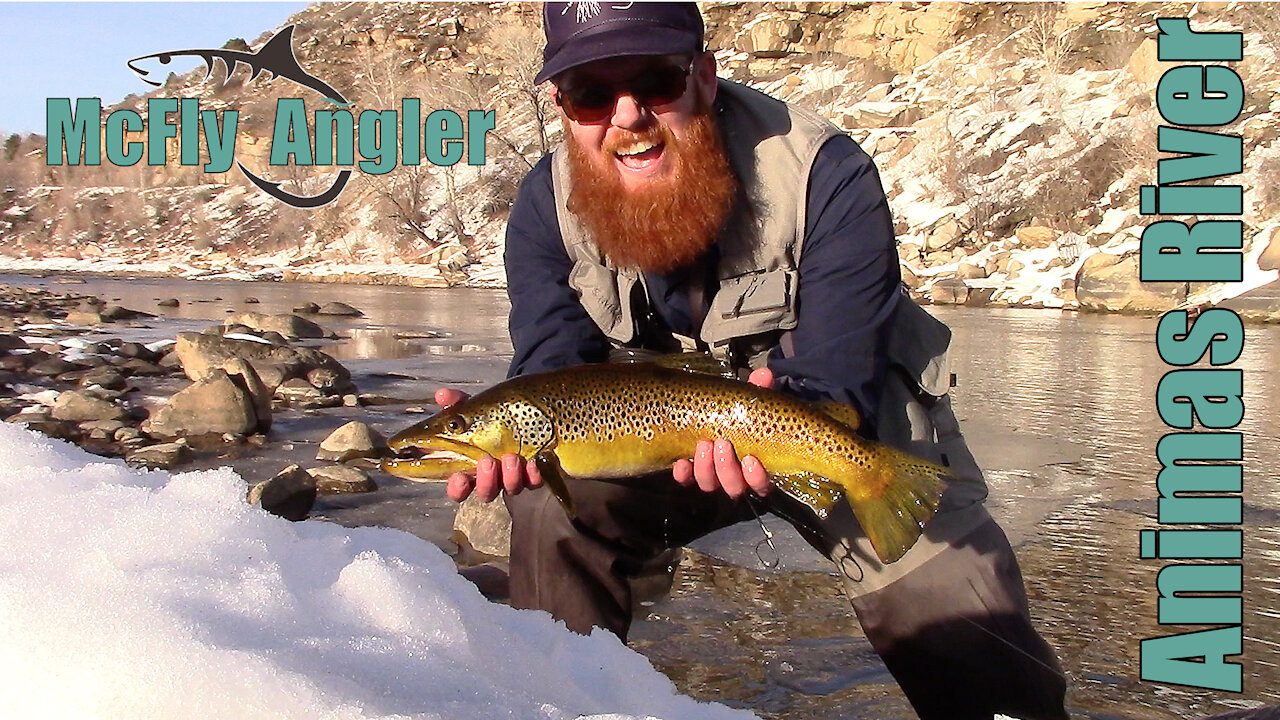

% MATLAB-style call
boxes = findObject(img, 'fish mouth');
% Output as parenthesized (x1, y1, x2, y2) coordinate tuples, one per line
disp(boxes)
(380, 436, 485, 480)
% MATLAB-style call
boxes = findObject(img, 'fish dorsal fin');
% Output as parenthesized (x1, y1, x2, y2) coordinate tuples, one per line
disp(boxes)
(815, 401, 861, 432)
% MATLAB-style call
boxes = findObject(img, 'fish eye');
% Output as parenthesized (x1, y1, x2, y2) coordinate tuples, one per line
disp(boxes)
(443, 415, 468, 433)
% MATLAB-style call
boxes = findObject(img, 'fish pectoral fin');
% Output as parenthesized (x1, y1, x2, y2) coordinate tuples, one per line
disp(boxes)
(533, 451, 575, 518)
(814, 401, 862, 432)
(771, 472, 844, 521)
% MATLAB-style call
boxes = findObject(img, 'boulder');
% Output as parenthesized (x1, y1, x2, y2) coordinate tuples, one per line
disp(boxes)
(1016, 226, 1058, 248)
(224, 312, 327, 339)
(142, 370, 258, 438)
(51, 391, 125, 422)
(955, 262, 988, 280)
(126, 441, 192, 470)
(248, 465, 316, 522)
(157, 298, 180, 308)
(317, 302, 363, 316)
(307, 464, 377, 494)
(930, 277, 970, 305)
(317, 421, 387, 462)
(1075, 252, 1186, 313)
(173, 332, 352, 393)
(275, 378, 324, 404)
(221, 358, 272, 434)
(453, 495, 511, 557)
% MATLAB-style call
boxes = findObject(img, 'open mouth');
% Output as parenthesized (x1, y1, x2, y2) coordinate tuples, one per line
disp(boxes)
(380, 440, 483, 480)
(614, 139, 664, 169)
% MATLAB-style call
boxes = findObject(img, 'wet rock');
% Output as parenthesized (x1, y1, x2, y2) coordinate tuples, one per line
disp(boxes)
(305, 366, 346, 393)
(224, 312, 327, 339)
(157, 298, 180, 308)
(248, 465, 316, 521)
(77, 366, 129, 391)
(317, 301, 363, 316)
(293, 302, 321, 314)
(275, 378, 323, 403)
(173, 332, 352, 393)
(454, 496, 511, 558)
(118, 342, 160, 361)
(29, 357, 83, 377)
(51, 390, 125, 422)
(142, 370, 258, 438)
(126, 441, 192, 469)
(221, 358, 272, 434)
(317, 421, 387, 462)
(115, 358, 168, 377)
(100, 305, 154, 321)
(244, 297, 260, 304)
(307, 464, 377, 494)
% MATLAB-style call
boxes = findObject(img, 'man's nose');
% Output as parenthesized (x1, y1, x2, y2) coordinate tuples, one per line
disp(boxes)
(610, 93, 650, 130)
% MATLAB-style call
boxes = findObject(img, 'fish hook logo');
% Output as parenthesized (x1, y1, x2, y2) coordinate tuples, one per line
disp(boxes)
(127, 25, 351, 208)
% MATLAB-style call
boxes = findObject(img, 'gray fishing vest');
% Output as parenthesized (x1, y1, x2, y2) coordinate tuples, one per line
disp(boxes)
(551, 79, 990, 595)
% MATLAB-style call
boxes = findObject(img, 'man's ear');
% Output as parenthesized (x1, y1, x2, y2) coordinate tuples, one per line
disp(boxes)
(693, 51, 718, 105)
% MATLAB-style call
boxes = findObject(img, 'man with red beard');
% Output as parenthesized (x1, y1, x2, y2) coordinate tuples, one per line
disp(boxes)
(437, 3, 1068, 719)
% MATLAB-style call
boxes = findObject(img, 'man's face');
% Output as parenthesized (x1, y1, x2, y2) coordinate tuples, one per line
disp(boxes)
(553, 53, 719, 193)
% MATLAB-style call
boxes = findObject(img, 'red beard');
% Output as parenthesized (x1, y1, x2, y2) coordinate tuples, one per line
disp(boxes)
(565, 110, 739, 274)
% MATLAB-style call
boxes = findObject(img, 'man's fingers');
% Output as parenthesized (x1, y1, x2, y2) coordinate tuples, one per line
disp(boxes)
(435, 387, 468, 409)
(501, 454, 525, 496)
(525, 458, 543, 488)
(692, 439, 717, 492)
(672, 458, 695, 486)
(446, 472, 474, 502)
(742, 455, 772, 496)
(748, 367, 774, 389)
(713, 439, 748, 499)
(474, 456, 501, 502)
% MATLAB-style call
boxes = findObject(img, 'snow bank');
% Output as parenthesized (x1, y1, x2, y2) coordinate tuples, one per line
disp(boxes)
(0, 424, 754, 720)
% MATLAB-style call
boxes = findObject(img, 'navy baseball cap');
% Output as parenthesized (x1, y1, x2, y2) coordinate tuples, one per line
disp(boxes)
(536, 2, 705, 84)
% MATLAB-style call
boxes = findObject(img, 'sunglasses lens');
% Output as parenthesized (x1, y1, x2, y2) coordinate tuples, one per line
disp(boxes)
(633, 66, 690, 106)
(559, 64, 691, 123)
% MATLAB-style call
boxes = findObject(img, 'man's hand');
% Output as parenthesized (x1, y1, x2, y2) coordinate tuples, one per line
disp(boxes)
(671, 367, 774, 500)
(437, 387, 543, 503)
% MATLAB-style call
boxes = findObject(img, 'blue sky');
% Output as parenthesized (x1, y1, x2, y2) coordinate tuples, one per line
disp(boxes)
(0, 2, 312, 135)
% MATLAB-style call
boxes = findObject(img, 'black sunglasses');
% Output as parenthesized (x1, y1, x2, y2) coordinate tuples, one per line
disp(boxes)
(556, 63, 693, 123)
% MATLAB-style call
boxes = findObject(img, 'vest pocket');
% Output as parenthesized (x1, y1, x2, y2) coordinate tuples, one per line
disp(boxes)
(702, 268, 798, 346)
(567, 260, 637, 344)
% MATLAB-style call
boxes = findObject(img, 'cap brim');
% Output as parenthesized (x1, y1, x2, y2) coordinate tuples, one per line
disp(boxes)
(535, 25, 701, 84)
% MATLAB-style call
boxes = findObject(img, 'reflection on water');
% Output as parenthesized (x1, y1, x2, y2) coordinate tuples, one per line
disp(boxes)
(7, 275, 1279, 718)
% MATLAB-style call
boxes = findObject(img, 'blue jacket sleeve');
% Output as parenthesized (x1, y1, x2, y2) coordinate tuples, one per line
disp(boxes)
(769, 135, 902, 438)
(505, 156, 611, 378)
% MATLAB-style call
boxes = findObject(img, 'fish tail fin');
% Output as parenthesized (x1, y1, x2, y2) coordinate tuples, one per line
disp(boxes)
(842, 449, 949, 564)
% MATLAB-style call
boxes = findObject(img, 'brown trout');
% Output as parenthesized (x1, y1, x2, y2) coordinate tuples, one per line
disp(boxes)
(381, 357, 950, 563)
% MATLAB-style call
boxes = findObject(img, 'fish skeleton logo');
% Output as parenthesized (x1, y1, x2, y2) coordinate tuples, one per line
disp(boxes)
(126, 25, 352, 208)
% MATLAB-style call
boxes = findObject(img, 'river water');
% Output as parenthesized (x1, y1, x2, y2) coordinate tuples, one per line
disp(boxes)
(7, 274, 1278, 719)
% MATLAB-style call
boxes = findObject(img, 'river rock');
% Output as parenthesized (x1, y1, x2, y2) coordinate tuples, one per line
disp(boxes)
(248, 465, 316, 521)
(51, 390, 126, 422)
(453, 495, 511, 557)
(221, 358, 272, 434)
(77, 366, 128, 391)
(100, 305, 154, 321)
(317, 421, 387, 462)
(293, 302, 321, 314)
(307, 464, 377, 494)
(275, 378, 324, 404)
(224, 312, 327, 339)
(930, 277, 970, 305)
(173, 332, 352, 393)
(64, 311, 104, 326)
(317, 302, 363, 316)
(125, 441, 192, 469)
(1075, 252, 1186, 313)
(29, 357, 83, 377)
(142, 370, 258, 438)
(0, 334, 29, 353)
(955, 262, 987, 280)
(157, 298, 180, 308)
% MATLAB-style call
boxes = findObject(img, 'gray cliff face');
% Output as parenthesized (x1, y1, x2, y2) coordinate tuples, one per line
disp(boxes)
(2, 2, 1278, 317)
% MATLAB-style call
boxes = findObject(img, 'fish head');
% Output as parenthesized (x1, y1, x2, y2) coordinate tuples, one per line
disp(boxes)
(380, 398, 522, 480)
